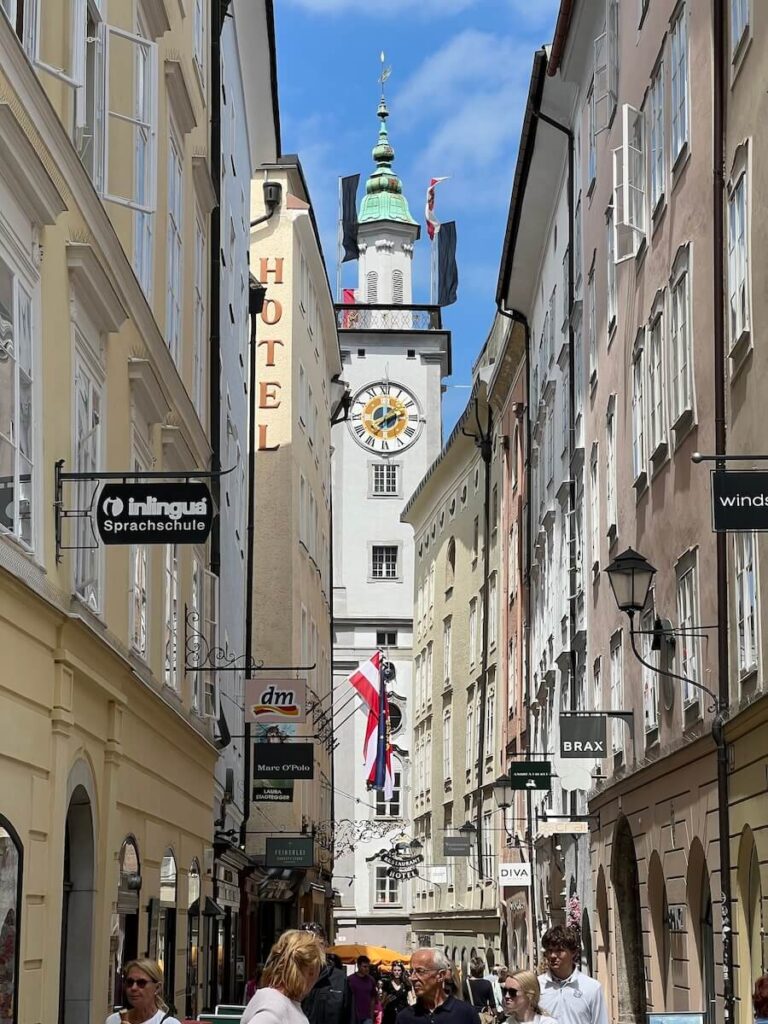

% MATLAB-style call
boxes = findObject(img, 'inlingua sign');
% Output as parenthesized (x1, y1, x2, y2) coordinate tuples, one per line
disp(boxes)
(96, 482, 213, 544)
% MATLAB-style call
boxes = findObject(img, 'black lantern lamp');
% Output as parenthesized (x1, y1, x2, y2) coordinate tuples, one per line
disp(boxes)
(605, 547, 656, 616)
(492, 776, 514, 810)
(458, 820, 477, 835)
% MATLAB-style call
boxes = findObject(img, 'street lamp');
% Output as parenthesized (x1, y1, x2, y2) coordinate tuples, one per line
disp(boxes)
(409, 838, 424, 853)
(492, 776, 514, 809)
(458, 821, 477, 836)
(605, 547, 656, 615)
(606, 546, 734, 1022)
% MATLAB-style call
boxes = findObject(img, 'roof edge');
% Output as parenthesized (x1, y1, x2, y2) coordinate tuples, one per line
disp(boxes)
(548, 0, 576, 77)
(265, 0, 282, 157)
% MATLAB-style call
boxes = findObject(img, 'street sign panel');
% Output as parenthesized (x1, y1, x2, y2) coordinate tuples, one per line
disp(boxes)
(647, 1015, 704, 1023)
(498, 863, 532, 887)
(712, 470, 768, 531)
(96, 481, 213, 544)
(265, 836, 314, 868)
(538, 820, 590, 837)
(245, 678, 307, 724)
(252, 742, 314, 779)
(509, 761, 552, 790)
(443, 836, 472, 857)
(559, 715, 607, 758)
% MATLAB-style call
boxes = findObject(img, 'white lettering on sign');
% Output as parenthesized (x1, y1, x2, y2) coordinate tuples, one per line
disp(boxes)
(562, 740, 605, 753)
(498, 862, 532, 888)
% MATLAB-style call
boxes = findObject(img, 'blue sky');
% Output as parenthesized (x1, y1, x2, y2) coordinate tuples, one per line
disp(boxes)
(274, 0, 560, 434)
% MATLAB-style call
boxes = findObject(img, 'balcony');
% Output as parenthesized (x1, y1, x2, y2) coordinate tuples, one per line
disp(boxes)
(335, 302, 443, 332)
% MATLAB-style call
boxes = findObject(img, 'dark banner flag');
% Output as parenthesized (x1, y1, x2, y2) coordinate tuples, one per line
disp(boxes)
(341, 174, 360, 262)
(438, 221, 458, 306)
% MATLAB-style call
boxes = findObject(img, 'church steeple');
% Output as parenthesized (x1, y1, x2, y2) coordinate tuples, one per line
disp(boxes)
(358, 98, 418, 226)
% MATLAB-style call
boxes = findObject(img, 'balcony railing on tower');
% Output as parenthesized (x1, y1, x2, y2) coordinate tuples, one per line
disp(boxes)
(335, 302, 443, 332)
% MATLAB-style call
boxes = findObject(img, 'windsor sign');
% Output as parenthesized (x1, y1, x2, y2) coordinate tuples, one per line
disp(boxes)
(712, 470, 768, 531)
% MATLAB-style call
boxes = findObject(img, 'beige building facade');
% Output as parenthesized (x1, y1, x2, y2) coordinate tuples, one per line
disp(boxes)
(247, 158, 342, 951)
(402, 374, 504, 975)
(0, 0, 224, 1021)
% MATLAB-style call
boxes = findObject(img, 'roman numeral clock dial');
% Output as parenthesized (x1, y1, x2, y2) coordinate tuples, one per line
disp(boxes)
(348, 381, 423, 454)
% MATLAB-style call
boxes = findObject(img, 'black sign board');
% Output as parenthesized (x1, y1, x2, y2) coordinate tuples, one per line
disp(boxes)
(443, 836, 472, 857)
(712, 470, 768, 532)
(265, 836, 314, 868)
(253, 742, 314, 780)
(96, 481, 213, 544)
(509, 761, 552, 791)
(560, 715, 607, 758)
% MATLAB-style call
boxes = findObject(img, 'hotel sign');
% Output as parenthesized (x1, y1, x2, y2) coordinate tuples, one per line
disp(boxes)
(712, 470, 768, 531)
(96, 482, 213, 544)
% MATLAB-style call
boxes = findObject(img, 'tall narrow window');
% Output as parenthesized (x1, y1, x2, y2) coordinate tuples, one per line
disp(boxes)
(164, 544, 179, 689)
(0, 255, 35, 549)
(670, 8, 689, 164)
(574, 196, 583, 286)
(74, 349, 103, 609)
(669, 248, 693, 424)
(469, 598, 478, 665)
(588, 264, 596, 381)
(648, 309, 666, 454)
(443, 708, 452, 778)
(613, 104, 646, 261)
(465, 696, 474, 772)
(371, 544, 398, 579)
(730, 0, 749, 55)
(392, 270, 404, 304)
(728, 172, 749, 347)
(193, 212, 206, 416)
(590, 444, 600, 569)
(484, 677, 495, 754)
(676, 556, 701, 707)
(606, 398, 617, 536)
(375, 865, 400, 905)
(191, 554, 203, 711)
(593, 0, 618, 132)
(587, 82, 597, 185)
(632, 333, 646, 481)
(488, 573, 498, 649)
(193, 0, 205, 76)
(606, 206, 616, 332)
(649, 64, 665, 211)
(166, 128, 184, 362)
(641, 606, 659, 733)
(443, 617, 452, 685)
(610, 632, 623, 755)
(366, 271, 378, 303)
(130, 449, 149, 658)
(735, 532, 758, 677)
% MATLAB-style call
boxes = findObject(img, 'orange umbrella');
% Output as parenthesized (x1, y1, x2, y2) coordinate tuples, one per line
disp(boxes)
(327, 944, 411, 968)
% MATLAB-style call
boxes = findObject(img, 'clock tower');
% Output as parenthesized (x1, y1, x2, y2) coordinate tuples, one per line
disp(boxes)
(331, 97, 451, 948)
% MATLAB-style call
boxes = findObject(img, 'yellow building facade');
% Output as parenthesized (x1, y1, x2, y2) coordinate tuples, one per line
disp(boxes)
(0, 2, 234, 1020)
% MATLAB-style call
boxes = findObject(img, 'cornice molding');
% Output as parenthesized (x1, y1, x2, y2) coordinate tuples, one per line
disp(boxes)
(162, 424, 196, 469)
(137, 0, 172, 40)
(128, 358, 171, 425)
(165, 57, 197, 136)
(67, 242, 128, 333)
(0, 102, 66, 225)
(191, 155, 217, 216)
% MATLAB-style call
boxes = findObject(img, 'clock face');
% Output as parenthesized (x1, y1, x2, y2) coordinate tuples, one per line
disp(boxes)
(348, 380, 423, 453)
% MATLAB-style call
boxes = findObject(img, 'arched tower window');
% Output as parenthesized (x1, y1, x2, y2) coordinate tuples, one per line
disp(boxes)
(367, 271, 378, 303)
(392, 270, 404, 304)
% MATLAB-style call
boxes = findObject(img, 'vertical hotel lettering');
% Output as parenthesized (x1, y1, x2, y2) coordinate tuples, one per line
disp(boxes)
(257, 256, 285, 450)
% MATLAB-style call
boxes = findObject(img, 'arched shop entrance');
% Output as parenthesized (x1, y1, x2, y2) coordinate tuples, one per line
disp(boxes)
(0, 816, 23, 1024)
(158, 850, 178, 1006)
(611, 816, 646, 1023)
(186, 861, 201, 1019)
(110, 837, 142, 1010)
(59, 782, 95, 1023)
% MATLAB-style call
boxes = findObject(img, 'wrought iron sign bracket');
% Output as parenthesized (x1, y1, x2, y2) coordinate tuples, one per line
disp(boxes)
(185, 606, 316, 677)
(54, 459, 236, 564)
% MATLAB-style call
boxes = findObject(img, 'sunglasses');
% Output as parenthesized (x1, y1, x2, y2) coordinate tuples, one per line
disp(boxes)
(124, 978, 153, 989)
(502, 988, 519, 998)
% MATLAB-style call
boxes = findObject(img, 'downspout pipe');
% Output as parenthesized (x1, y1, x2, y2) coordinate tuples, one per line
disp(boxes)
(473, 402, 493, 881)
(712, 2, 734, 1020)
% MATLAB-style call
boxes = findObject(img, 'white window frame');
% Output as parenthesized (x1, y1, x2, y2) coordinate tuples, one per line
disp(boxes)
(647, 299, 667, 457)
(193, 0, 205, 80)
(592, 655, 602, 711)
(606, 396, 617, 536)
(73, 339, 104, 611)
(669, 244, 694, 427)
(193, 208, 206, 417)
(587, 81, 597, 186)
(641, 605, 659, 734)
(590, 443, 600, 570)
(670, 6, 689, 166)
(484, 678, 495, 754)
(727, 167, 749, 351)
(488, 572, 498, 649)
(588, 263, 597, 382)
(443, 707, 452, 778)
(676, 553, 701, 709)
(465, 697, 474, 772)
(374, 865, 401, 906)
(129, 443, 151, 658)
(606, 205, 616, 334)
(371, 544, 399, 580)
(730, 0, 749, 58)
(613, 104, 646, 262)
(26, 0, 87, 88)
(371, 461, 399, 496)
(594, 0, 618, 134)
(443, 616, 452, 686)
(632, 331, 646, 483)
(735, 531, 758, 678)
(469, 597, 478, 665)
(610, 631, 624, 755)
(649, 63, 665, 213)
(164, 543, 180, 690)
(165, 121, 184, 362)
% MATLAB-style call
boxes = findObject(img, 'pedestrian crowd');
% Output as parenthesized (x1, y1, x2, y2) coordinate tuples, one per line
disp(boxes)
(106, 923, 768, 1024)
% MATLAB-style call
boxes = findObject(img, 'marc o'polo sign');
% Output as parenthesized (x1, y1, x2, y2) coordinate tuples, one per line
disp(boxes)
(560, 714, 607, 758)
(712, 470, 768, 532)
(252, 742, 314, 780)
(96, 482, 213, 544)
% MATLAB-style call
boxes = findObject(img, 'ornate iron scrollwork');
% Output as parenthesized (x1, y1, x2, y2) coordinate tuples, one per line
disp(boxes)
(185, 606, 257, 674)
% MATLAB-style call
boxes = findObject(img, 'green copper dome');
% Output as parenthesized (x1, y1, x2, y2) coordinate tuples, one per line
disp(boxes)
(358, 98, 418, 226)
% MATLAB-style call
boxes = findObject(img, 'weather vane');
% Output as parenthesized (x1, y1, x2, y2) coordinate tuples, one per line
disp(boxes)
(379, 50, 392, 98)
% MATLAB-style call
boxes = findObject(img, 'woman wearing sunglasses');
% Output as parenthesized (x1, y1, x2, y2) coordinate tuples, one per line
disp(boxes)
(106, 959, 180, 1024)
(501, 971, 556, 1024)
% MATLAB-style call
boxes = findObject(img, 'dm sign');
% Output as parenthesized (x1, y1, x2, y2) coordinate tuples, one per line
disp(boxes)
(712, 470, 768, 531)
(245, 678, 307, 724)
(560, 714, 607, 757)
(96, 482, 213, 544)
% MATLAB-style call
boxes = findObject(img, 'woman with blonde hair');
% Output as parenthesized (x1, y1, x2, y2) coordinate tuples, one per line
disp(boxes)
(105, 959, 180, 1024)
(242, 929, 325, 1024)
(500, 971, 556, 1024)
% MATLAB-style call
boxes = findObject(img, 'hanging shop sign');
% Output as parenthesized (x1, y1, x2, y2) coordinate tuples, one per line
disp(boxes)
(245, 678, 307, 724)
(367, 845, 424, 881)
(559, 714, 607, 757)
(498, 863, 532, 888)
(647, 1015, 704, 1024)
(443, 836, 472, 857)
(252, 742, 314, 780)
(265, 836, 314, 869)
(96, 482, 213, 544)
(711, 470, 768, 531)
(509, 761, 552, 790)
(538, 820, 590, 837)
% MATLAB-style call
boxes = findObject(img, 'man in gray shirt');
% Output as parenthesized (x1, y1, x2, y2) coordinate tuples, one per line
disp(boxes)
(537, 926, 609, 1024)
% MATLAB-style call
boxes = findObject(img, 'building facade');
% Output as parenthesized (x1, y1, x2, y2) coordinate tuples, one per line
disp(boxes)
(332, 101, 450, 951)
(247, 156, 342, 956)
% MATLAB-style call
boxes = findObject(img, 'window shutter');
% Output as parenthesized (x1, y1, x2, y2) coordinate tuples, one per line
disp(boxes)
(614, 105, 645, 261)
(31, 0, 87, 88)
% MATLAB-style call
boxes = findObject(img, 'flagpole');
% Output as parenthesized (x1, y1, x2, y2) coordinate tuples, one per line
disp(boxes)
(374, 650, 387, 792)
(336, 175, 343, 302)
(430, 228, 438, 305)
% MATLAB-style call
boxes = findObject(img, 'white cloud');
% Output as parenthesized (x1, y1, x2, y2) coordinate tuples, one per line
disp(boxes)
(283, 0, 477, 14)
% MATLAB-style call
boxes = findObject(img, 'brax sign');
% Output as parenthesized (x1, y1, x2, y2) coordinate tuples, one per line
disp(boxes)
(96, 482, 213, 544)
(560, 714, 607, 758)
(712, 470, 768, 531)
(252, 742, 314, 780)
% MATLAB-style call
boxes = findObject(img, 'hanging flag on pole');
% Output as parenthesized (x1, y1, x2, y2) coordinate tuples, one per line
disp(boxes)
(347, 651, 394, 799)
(425, 177, 449, 240)
(340, 174, 360, 263)
(438, 221, 459, 307)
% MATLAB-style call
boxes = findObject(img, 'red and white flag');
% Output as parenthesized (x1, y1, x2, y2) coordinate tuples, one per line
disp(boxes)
(347, 651, 394, 800)
(348, 649, 381, 711)
(425, 177, 449, 240)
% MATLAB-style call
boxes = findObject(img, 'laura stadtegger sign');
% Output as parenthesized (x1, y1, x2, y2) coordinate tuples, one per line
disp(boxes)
(96, 482, 213, 544)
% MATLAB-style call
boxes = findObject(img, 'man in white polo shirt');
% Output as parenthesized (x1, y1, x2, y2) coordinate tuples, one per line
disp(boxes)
(537, 926, 609, 1024)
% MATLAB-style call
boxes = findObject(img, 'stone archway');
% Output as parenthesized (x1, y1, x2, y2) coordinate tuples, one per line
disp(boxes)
(647, 851, 670, 1011)
(59, 783, 95, 1023)
(686, 838, 715, 1023)
(581, 908, 594, 977)
(595, 865, 611, 1002)
(736, 825, 764, 1011)
(611, 816, 647, 1023)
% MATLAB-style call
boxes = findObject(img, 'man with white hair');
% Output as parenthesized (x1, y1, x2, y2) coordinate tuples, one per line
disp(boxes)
(395, 949, 480, 1024)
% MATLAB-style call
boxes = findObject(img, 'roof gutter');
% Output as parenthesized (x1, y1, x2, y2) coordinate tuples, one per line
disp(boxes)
(547, 0, 576, 77)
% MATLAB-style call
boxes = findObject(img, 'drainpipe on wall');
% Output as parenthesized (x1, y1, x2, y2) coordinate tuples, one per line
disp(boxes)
(712, 2, 734, 1020)
(473, 402, 493, 882)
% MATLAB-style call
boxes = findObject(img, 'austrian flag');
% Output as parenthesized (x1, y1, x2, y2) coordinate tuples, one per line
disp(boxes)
(425, 176, 449, 240)
(347, 651, 395, 800)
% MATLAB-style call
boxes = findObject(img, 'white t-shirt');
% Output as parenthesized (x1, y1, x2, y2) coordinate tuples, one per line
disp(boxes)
(241, 986, 311, 1024)
(105, 1011, 180, 1024)
(538, 969, 609, 1024)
